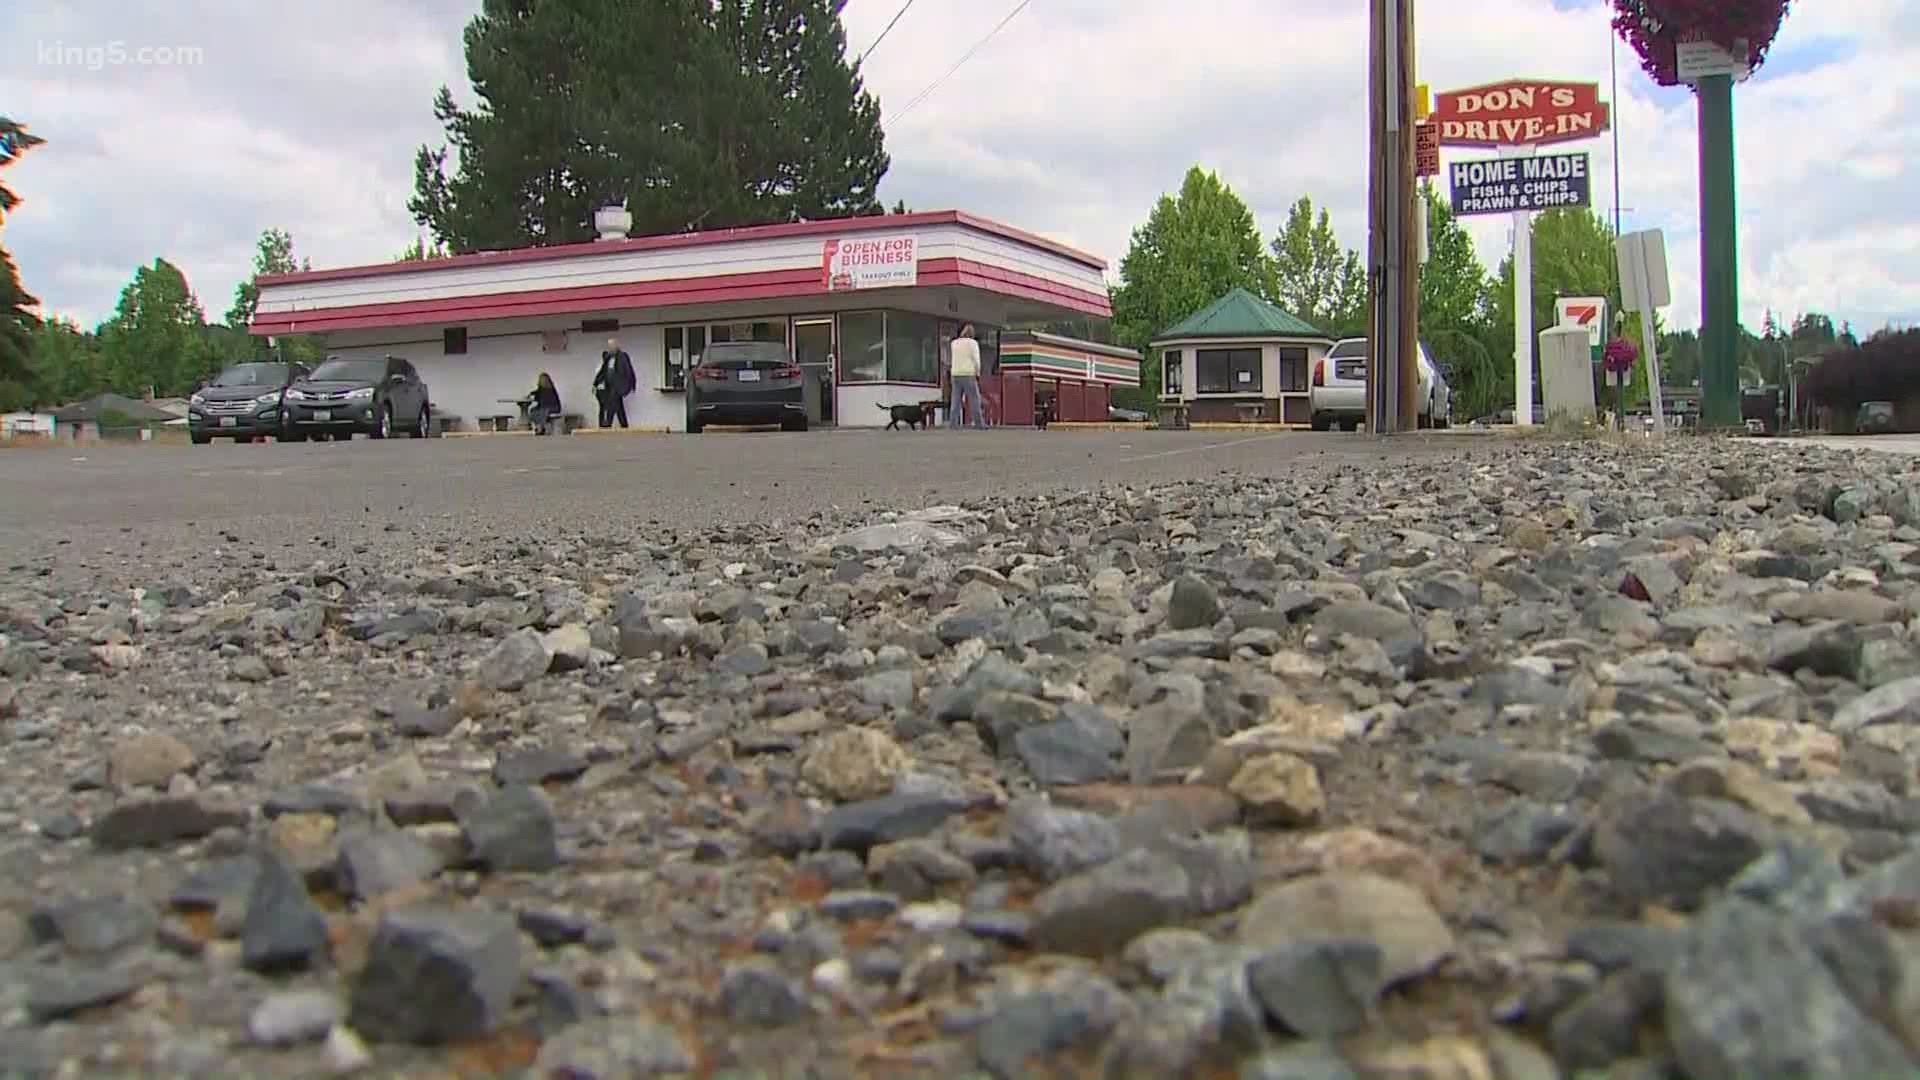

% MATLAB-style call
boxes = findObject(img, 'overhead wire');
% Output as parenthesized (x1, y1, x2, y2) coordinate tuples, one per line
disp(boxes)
(892, 0, 1035, 120)
(856, 0, 919, 65)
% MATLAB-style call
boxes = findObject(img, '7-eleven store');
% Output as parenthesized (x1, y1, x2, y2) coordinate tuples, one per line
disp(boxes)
(249, 210, 1138, 431)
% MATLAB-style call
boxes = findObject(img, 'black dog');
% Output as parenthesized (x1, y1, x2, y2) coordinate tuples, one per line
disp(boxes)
(880, 402, 937, 430)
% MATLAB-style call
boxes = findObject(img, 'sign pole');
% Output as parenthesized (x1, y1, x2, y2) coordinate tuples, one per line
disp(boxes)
(1503, 144, 1537, 426)
(1696, 72, 1739, 429)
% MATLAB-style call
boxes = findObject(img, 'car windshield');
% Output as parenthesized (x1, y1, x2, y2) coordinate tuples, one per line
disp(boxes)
(309, 359, 386, 382)
(1329, 339, 1368, 358)
(211, 363, 288, 387)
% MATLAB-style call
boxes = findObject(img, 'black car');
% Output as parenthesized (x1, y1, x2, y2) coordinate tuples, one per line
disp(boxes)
(188, 360, 310, 444)
(283, 355, 432, 440)
(686, 341, 807, 433)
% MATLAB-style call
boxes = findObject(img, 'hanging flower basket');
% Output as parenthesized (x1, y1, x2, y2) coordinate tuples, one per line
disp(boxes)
(1610, 0, 1792, 86)
(1603, 336, 1639, 376)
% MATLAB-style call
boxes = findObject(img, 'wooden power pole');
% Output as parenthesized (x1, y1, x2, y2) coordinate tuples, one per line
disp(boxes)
(1367, 0, 1420, 433)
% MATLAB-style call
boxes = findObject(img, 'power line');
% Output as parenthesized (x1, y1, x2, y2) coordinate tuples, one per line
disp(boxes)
(857, 0, 919, 66)
(893, 0, 1034, 120)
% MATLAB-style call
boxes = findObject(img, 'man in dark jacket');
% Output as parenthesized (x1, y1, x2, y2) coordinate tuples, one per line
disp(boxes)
(594, 337, 636, 428)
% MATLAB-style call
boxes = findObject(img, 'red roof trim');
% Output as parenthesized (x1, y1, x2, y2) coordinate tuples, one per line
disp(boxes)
(258, 210, 1106, 288)
(247, 258, 1110, 336)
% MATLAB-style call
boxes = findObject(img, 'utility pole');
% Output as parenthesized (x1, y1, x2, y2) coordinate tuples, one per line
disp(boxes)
(1367, 0, 1419, 433)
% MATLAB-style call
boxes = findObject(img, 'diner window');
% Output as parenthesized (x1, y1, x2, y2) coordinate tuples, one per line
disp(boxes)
(839, 311, 887, 382)
(886, 311, 940, 384)
(710, 320, 786, 345)
(580, 318, 619, 334)
(1162, 350, 1183, 398)
(663, 325, 709, 390)
(1278, 346, 1309, 393)
(1196, 347, 1262, 394)
(442, 327, 467, 355)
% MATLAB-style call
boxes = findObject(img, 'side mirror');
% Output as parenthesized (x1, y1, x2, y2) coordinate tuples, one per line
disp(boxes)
(390, 373, 406, 384)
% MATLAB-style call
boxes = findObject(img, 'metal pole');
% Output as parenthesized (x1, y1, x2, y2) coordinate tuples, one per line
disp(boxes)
(1396, 0, 1419, 432)
(1697, 73, 1740, 428)
(1610, 29, 1623, 238)
(1366, 0, 1387, 434)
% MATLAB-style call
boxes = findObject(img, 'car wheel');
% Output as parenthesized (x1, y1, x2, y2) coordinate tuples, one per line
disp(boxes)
(686, 419, 704, 434)
(372, 404, 392, 440)
(1310, 414, 1328, 432)
(1341, 419, 1361, 432)
(191, 432, 211, 445)
(782, 416, 808, 432)
(413, 405, 429, 438)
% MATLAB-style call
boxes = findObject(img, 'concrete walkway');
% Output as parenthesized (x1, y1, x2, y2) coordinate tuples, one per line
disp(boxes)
(1792, 435, 1920, 456)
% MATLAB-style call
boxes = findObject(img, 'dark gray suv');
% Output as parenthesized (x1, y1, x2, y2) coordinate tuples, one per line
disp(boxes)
(283, 355, 431, 441)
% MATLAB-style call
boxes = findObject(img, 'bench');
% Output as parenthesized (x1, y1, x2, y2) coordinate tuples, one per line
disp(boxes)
(476, 414, 516, 432)
(1234, 401, 1267, 424)
(429, 412, 463, 436)
(1156, 402, 1191, 430)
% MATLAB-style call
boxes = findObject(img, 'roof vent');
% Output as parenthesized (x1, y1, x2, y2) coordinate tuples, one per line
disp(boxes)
(593, 205, 632, 241)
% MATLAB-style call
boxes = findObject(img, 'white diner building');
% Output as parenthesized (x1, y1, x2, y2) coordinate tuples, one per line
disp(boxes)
(249, 209, 1120, 432)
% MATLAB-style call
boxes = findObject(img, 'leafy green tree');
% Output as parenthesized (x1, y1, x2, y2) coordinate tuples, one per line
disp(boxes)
(1415, 182, 1503, 418)
(412, 0, 887, 252)
(1269, 196, 1365, 337)
(226, 228, 311, 329)
(27, 317, 104, 406)
(1111, 166, 1273, 405)
(0, 116, 45, 221)
(99, 259, 217, 396)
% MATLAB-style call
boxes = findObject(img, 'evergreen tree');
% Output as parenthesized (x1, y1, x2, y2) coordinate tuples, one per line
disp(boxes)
(412, 0, 888, 252)
(0, 117, 45, 410)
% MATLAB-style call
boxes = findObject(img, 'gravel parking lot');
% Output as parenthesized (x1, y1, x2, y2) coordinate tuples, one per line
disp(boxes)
(5, 428, 1920, 1079)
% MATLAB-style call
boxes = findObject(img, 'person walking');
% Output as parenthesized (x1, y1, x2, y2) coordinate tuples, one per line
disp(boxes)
(595, 337, 636, 428)
(528, 371, 563, 435)
(948, 324, 986, 430)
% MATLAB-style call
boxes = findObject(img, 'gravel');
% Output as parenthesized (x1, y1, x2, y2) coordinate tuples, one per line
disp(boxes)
(3, 433, 1920, 1077)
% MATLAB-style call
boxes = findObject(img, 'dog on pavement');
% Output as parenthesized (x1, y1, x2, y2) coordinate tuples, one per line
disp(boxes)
(879, 401, 938, 431)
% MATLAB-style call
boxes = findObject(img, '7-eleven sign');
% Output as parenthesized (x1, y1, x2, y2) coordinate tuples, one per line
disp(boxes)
(1556, 296, 1607, 349)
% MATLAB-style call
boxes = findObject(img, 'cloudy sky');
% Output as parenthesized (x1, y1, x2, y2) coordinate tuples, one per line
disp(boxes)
(4, 0, 1915, 335)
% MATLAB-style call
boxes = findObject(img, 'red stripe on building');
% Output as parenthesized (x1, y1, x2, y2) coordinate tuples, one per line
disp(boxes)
(248, 258, 1110, 336)
(257, 210, 1106, 288)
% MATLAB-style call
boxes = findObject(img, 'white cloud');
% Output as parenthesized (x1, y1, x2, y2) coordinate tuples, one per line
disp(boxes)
(1, 0, 1914, 335)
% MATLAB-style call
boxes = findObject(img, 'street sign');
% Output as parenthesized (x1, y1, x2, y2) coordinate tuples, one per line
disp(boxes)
(1556, 296, 1607, 348)
(1415, 121, 1439, 177)
(1616, 229, 1671, 313)
(1448, 152, 1591, 216)
(1415, 84, 1431, 120)
(1676, 35, 1749, 82)
(1431, 80, 1610, 147)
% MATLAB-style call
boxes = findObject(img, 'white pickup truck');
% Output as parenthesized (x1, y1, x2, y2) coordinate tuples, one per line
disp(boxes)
(1308, 337, 1451, 431)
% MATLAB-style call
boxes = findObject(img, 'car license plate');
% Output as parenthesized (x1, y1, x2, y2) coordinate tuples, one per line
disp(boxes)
(313, 410, 331, 422)
(219, 417, 236, 427)
(737, 370, 761, 382)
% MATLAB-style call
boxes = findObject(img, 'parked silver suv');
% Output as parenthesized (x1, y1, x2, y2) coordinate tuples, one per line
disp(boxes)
(1308, 337, 1451, 431)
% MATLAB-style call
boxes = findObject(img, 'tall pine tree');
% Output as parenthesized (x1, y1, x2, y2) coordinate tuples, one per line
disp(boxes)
(412, 0, 888, 252)
(0, 117, 46, 410)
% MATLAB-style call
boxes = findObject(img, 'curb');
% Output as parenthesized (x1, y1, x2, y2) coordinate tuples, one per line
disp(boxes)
(442, 429, 535, 439)
(1047, 422, 1153, 432)
(572, 426, 674, 436)
(1188, 422, 1309, 432)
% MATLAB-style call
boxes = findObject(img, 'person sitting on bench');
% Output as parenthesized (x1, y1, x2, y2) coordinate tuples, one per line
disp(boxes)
(528, 372, 563, 436)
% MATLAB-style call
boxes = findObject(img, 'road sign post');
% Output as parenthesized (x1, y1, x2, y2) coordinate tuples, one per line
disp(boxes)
(1432, 80, 1610, 427)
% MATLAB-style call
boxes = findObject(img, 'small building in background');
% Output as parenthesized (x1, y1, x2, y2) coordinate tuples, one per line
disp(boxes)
(49, 393, 179, 441)
(1, 412, 57, 440)
(1151, 288, 1333, 424)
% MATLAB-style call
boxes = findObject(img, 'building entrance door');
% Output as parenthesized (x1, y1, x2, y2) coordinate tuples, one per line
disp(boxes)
(793, 317, 836, 427)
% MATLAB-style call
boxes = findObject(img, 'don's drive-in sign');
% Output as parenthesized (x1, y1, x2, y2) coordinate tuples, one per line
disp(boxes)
(1449, 152, 1592, 216)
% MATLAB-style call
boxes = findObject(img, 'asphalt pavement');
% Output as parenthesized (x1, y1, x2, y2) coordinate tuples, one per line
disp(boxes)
(0, 429, 1465, 562)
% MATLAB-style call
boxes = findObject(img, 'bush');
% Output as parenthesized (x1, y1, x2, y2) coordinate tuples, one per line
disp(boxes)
(1803, 328, 1920, 407)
